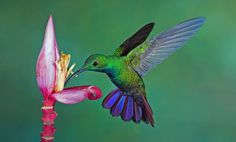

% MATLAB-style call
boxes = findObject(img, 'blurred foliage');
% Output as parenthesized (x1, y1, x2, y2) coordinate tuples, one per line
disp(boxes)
(0, 0, 236, 142)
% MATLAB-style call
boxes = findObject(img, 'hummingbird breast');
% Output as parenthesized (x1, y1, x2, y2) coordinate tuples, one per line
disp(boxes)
(106, 57, 146, 96)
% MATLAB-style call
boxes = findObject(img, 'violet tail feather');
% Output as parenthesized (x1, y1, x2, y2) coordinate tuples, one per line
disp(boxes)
(102, 88, 154, 127)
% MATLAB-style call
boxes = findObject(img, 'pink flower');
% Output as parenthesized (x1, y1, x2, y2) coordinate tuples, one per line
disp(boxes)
(36, 15, 102, 142)
(36, 15, 102, 104)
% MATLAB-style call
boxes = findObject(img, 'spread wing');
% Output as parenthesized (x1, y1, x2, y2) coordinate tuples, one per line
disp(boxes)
(114, 23, 154, 56)
(130, 17, 206, 76)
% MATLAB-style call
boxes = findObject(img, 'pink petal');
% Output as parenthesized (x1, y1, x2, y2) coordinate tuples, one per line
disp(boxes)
(36, 16, 60, 96)
(52, 86, 103, 104)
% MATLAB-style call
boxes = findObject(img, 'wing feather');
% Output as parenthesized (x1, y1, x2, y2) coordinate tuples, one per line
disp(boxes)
(133, 17, 206, 76)
(114, 23, 154, 56)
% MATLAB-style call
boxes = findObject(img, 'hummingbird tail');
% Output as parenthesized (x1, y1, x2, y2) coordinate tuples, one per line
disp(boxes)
(141, 95, 155, 127)
(102, 88, 154, 127)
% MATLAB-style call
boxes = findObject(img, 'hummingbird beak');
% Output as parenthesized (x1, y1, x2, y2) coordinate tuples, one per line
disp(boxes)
(65, 68, 85, 85)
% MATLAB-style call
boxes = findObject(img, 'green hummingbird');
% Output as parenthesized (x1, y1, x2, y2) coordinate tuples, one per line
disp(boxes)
(67, 17, 205, 127)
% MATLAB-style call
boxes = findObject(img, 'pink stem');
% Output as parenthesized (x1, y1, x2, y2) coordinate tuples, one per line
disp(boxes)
(40, 96, 57, 142)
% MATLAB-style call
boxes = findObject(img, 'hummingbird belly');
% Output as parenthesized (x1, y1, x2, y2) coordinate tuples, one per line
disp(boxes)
(107, 63, 146, 97)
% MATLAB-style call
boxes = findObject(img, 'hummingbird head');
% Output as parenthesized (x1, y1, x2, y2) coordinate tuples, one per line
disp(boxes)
(82, 54, 108, 72)
(65, 54, 109, 85)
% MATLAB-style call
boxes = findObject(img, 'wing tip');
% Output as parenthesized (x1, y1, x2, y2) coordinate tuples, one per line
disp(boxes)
(188, 17, 206, 25)
(147, 22, 155, 27)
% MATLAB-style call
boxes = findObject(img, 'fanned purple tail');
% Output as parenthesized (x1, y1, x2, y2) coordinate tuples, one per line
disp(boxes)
(102, 89, 154, 127)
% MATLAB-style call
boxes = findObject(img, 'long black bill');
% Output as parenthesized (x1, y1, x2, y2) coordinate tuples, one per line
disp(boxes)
(65, 68, 85, 86)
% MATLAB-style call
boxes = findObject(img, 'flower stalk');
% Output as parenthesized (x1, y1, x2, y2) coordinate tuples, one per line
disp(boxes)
(41, 99, 57, 142)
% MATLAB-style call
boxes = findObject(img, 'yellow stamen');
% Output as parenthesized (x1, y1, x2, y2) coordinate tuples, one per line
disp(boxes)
(54, 52, 76, 92)
(67, 63, 76, 77)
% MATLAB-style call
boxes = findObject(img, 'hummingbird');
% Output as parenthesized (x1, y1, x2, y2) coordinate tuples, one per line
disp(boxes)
(66, 17, 205, 127)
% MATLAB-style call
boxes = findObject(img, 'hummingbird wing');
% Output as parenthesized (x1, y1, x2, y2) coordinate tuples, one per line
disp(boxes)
(130, 17, 205, 76)
(114, 23, 154, 56)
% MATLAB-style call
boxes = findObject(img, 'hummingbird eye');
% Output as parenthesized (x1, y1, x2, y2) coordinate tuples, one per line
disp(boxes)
(93, 61, 99, 66)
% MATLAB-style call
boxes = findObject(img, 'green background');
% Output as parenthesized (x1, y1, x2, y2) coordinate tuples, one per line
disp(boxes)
(1, 0, 236, 142)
